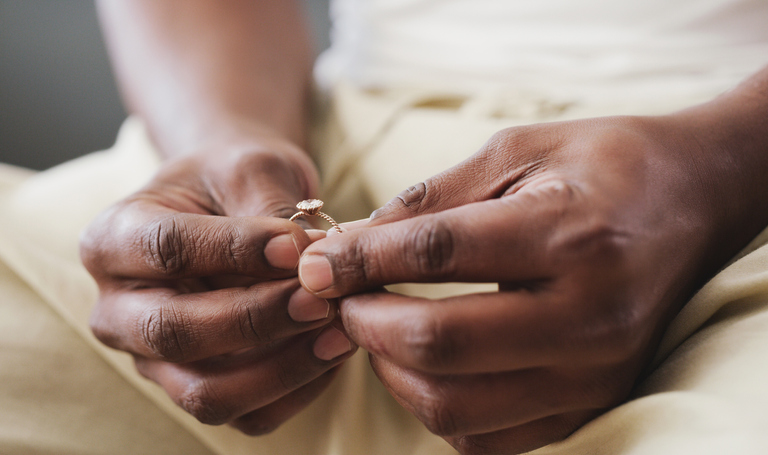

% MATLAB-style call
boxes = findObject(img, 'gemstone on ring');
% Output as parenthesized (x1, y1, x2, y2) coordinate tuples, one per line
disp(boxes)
(289, 199, 343, 233)
(295, 199, 324, 215)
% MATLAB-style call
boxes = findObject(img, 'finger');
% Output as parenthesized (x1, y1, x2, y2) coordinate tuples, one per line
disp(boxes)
(197, 147, 320, 219)
(369, 125, 557, 224)
(82, 200, 314, 280)
(325, 218, 370, 238)
(306, 229, 328, 242)
(134, 325, 356, 425)
(299, 180, 590, 297)
(340, 291, 637, 374)
(229, 367, 340, 436)
(91, 279, 336, 362)
(446, 409, 599, 455)
(369, 356, 618, 438)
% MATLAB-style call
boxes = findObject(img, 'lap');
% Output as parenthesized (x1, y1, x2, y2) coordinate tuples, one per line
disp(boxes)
(2, 104, 768, 453)
(0, 259, 214, 455)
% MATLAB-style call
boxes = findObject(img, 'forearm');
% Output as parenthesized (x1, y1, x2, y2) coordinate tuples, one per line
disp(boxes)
(97, 0, 313, 157)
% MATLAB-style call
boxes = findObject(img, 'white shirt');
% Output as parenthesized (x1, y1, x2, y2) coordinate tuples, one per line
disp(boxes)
(317, 0, 768, 112)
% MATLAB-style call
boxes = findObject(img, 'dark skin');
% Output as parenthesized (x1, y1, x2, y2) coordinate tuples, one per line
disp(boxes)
(298, 70, 768, 453)
(80, 0, 768, 452)
(82, 0, 357, 435)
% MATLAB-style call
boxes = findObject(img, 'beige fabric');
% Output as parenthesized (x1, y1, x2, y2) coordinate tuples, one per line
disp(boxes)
(0, 121, 453, 455)
(319, 0, 768, 104)
(0, 251, 215, 455)
(1, 82, 768, 454)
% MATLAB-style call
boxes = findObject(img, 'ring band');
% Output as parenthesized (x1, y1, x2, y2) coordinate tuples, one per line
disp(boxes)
(290, 199, 343, 233)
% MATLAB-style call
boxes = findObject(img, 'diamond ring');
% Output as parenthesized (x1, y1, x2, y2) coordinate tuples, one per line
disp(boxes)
(289, 199, 343, 233)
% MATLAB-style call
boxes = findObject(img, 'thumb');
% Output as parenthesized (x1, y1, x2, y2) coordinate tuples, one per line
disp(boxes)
(209, 149, 320, 219)
(369, 127, 545, 225)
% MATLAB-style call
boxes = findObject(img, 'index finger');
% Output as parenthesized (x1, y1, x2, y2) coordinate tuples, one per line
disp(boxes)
(81, 201, 314, 281)
(298, 179, 591, 298)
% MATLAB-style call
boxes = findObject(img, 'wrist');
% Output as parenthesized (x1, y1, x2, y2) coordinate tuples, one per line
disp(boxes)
(670, 70, 768, 266)
(150, 112, 308, 158)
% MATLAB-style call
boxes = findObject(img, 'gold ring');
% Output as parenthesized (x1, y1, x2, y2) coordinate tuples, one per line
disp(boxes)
(289, 199, 342, 233)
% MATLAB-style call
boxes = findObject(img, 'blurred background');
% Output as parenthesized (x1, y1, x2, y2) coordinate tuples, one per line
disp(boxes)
(0, 0, 330, 170)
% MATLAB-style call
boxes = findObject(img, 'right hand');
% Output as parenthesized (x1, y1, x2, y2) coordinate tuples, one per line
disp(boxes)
(80, 134, 356, 435)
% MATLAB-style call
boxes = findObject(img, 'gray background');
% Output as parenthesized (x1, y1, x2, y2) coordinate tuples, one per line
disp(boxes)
(0, 0, 330, 170)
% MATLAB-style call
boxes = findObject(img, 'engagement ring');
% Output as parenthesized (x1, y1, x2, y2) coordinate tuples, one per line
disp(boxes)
(290, 199, 342, 233)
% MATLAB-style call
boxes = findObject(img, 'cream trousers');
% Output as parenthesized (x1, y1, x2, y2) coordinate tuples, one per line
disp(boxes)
(1, 85, 767, 454)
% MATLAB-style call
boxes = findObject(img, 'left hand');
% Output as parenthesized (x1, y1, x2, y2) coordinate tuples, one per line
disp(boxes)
(295, 104, 768, 453)
(82, 138, 356, 435)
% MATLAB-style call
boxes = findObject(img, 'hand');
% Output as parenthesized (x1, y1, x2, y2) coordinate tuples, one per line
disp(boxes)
(81, 135, 356, 435)
(296, 104, 768, 453)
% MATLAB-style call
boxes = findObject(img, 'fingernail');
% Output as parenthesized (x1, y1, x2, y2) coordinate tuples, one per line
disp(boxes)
(299, 255, 334, 292)
(264, 234, 301, 270)
(288, 288, 331, 322)
(313, 327, 352, 361)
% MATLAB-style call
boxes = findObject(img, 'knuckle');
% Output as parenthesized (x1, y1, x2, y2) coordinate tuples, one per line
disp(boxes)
(231, 419, 282, 436)
(139, 305, 196, 362)
(567, 292, 646, 362)
(415, 388, 460, 437)
(78, 224, 103, 273)
(451, 434, 504, 455)
(275, 359, 312, 392)
(256, 196, 301, 221)
(578, 221, 626, 263)
(595, 304, 646, 359)
(79, 204, 126, 276)
(539, 178, 579, 203)
(372, 179, 444, 221)
(88, 300, 118, 348)
(144, 217, 190, 276)
(452, 412, 583, 455)
(229, 151, 305, 217)
(219, 225, 250, 272)
(334, 236, 376, 286)
(410, 220, 456, 278)
(484, 129, 512, 153)
(371, 182, 427, 220)
(517, 178, 580, 221)
(546, 198, 628, 267)
(178, 379, 231, 425)
(483, 126, 532, 156)
(133, 358, 152, 381)
(395, 182, 428, 211)
(403, 314, 457, 372)
(236, 301, 268, 344)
